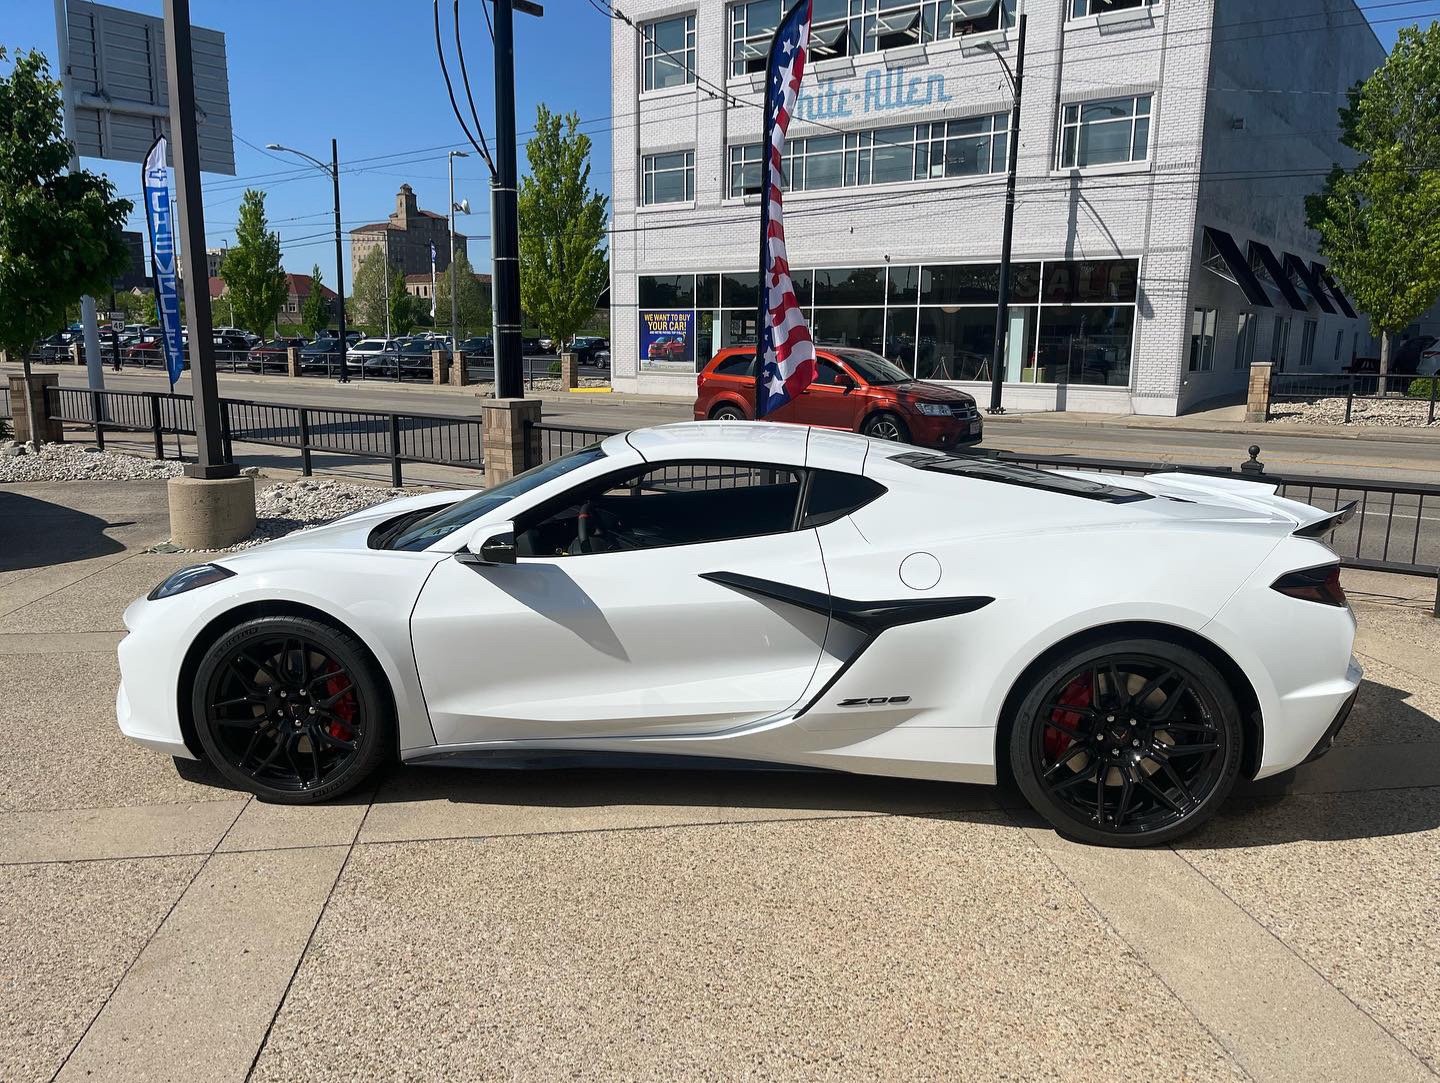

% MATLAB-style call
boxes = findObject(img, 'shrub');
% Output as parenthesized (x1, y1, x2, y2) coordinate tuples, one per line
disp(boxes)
(1405, 377, 1438, 400)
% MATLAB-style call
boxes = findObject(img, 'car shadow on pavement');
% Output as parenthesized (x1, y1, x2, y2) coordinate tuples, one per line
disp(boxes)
(0, 489, 128, 572)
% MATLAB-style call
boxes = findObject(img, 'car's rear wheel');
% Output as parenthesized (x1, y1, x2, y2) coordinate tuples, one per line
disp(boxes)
(862, 411, 910, 442)
(192, 616, 392, 804)
(710, 403, 747, 421)
(1009, 637, 1243, 847)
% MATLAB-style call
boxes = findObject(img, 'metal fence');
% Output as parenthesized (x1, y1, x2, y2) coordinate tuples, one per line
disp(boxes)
(43, 385, 483, 487)
(1269, 371, 1439, 424)
(527, 422, 623, 468)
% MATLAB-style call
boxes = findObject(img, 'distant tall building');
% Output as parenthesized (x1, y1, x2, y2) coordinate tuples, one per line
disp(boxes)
(350, 184, 467, 282)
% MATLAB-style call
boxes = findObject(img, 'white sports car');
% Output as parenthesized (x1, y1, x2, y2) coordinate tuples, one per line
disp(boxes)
(117, 423, 1362, 846)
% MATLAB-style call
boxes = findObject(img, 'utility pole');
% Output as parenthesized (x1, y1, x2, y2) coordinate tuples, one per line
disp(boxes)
(449, 149, 468, 361)
(383, 230, 392, 340)
(491, 0, 524, 399)
(162, 0, 234, 479)
(987, 10, 1027, 416)
(52, 0, 105, 393)
(331, 139, 349, 382)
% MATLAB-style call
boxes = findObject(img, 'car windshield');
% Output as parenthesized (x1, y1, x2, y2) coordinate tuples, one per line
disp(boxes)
(829, 348, 912, 385)
(386, 444, 610, 551)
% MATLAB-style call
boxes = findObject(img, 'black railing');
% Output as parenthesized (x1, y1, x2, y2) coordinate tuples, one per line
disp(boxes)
(43, 385, 482, 487)
(527, 421, 623, 469)
(1270, 371, 1440, 424)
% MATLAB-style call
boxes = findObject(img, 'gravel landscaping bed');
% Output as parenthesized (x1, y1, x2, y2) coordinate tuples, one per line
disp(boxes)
(0, 441, 184, 482)
(469, 375, 610, 394)
(155, 477, 434, 553)
(1269, 397, 1440, 427)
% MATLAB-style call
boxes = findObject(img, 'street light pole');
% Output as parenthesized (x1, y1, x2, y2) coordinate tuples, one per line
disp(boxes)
(491, 0, 523, 399)
(266, 140, 349, 382)
(449, 150, 469, 362)
(987, 9, 1027, 416)
(163, 0, 233, 478)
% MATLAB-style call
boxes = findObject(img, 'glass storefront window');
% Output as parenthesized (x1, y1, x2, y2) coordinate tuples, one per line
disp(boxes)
(721, 272, 760, 309)
(639, 274, 695, 308)
(1034, 306, 1135, 386)
(812, 307, 886, 355)
(886, 265, 920, 305)
(919, 264, 999, 305)
(916, 307, 999, 381)
(814, 267, 886, 306)
(697, 274, 720, 308)
(1041, 260, 1139, 304)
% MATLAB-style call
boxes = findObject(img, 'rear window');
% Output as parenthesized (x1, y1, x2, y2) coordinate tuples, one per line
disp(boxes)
(888, 451, 1151, 504)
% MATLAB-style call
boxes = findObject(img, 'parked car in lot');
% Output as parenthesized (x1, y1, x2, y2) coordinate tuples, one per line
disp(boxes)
(457, 336, 493, 358)
(123, 334, 164, 368)
(695, 346, 983, 449)
(1413, 342, 1440, 378)
(570, 336, 610, 366)
(521, 337, 548, 355)
(346, 338, 396, 367)
(36, 331, 82, 362)
(299, 339, 346, 373)
(245, 336, 303, 372)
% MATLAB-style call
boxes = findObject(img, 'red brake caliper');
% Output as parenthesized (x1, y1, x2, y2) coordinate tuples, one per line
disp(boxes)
(1044, 673, 1093, 762)
(319, 663, 357, 742)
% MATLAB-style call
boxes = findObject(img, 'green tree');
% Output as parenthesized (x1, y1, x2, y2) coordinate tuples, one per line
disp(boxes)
(0, 47, 131, 440)
(389, 267, 417, 336)
(518, 104, 608, 353)
(220, 189, 287, 335)
(351, 247, 389, 332)
(300, 263, 330, 337)
(434, 249, 492, 337)
(1306, 24, 1440, 377)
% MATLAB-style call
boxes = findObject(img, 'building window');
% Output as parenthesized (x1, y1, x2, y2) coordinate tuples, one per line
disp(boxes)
(1058, 95, 1152, 169)
(642, 13, 696, 91)
(1234, 312, 1257, 369)
(1069, 0, 1154, 17)
(1333, 328, 1343, 363)
(726, 114, 1008, 198)
(1188, 307, 1216, 372)
(1270, 316, 1291, 369)
(1299, 319, 1318, 367)
(729, 0, 1014, 77)
(642, 151, 695, 205)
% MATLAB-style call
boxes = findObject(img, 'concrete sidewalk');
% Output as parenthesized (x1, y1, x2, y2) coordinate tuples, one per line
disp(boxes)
(3, 480, 1439, 1082)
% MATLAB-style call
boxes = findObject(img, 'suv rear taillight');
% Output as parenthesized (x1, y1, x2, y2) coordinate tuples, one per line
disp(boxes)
(1272, 564, 1347, 607)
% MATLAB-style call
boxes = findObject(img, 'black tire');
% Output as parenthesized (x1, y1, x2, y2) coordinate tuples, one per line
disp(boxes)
(1009, 636, 1243, 847)
(191, 616, 393, 804)
(709, 403, 747, 421)
(861, 411, 911, 443)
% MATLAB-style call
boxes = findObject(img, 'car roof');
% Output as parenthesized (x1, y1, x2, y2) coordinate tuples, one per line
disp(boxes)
(622, 420, 876, 471)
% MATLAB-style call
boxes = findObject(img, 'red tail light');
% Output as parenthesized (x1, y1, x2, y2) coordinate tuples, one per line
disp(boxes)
(1272, 564, 1347, 607)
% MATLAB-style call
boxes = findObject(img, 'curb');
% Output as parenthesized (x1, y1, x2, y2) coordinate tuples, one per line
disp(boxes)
(983, 412, 1440, 445)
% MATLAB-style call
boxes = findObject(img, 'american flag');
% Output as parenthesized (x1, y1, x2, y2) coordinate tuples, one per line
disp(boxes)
(756, 0, 816, 418)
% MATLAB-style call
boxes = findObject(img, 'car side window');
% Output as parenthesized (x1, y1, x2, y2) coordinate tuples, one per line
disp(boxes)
(516, 461, 802, 557)
(713, 354, 755, 377)
(812, 360, 848, 387)
(801, 471, 887, 528)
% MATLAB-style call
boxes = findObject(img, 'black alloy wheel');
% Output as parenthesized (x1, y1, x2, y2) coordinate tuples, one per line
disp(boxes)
(710, 404, 746, 421)
(192, 616, 392, 803)
(862, 412, 910, 443)
(1010, 638, 1243, 847)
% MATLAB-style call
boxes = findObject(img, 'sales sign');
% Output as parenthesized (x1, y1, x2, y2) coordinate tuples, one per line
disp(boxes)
(639, 310, 695, 367)
(142, 137, 185, 388)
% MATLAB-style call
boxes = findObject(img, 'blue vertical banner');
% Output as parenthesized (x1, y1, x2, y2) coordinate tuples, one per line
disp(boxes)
(143, 137, 185, 388)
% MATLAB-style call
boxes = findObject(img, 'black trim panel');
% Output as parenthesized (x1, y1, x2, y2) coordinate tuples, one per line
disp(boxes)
(1320, 268, 1359, 319)
(1203, 227, 1273, 307)
(1284, 252, 1337, 314)
(699, 571, 993, 718)
(1249, 242, 1306, 311)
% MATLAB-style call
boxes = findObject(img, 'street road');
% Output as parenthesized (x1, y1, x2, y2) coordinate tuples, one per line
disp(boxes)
(22, 362, 1440, 484)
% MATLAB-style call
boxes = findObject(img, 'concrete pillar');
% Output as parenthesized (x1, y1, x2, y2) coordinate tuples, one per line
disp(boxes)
(1245, 362, 1273, 423)
(7, 373, 62, 444)
(480, 397, 542, 488)
(432, 349, 449, 385)
(166, 474, 257, 549)
(450, 350, 469, 387)
(559, 350, 579, 390)
(286, 346, 302, 378)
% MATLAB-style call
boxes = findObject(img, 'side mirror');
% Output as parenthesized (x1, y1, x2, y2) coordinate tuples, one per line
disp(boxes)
(459, 520, 517, 566)
(836, 373, 856, 390)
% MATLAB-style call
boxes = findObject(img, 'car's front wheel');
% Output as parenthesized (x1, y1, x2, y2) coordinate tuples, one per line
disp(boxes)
(192, 616, 393, 803)
(709, 403, 747, 421)
(1009, 637, 1243, 847)
(861, 411, 910, 442)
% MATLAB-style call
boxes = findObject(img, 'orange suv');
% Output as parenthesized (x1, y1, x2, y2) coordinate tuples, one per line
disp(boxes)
(694, 346, 983, 448)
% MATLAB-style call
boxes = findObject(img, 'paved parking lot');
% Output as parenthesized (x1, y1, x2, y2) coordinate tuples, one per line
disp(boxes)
(3, 480, 1439, 1082)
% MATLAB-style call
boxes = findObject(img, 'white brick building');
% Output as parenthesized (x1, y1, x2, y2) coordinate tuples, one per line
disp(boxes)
(608, 0, 1384, 414)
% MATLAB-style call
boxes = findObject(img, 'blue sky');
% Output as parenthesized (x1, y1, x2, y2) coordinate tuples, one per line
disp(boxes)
(1, 0, 1431, 284)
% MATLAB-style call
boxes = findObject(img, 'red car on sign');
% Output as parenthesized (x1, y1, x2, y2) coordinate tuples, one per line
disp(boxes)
(694, 345, 983, 449)
(647, 334, 688, 361)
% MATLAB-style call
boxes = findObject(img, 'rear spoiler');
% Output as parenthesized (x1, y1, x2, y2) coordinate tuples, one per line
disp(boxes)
(1294, 500, 1357, 538)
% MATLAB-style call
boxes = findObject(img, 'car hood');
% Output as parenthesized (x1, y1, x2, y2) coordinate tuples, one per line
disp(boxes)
(216, 488, 472, 564)
(886, 381, 976, 403)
